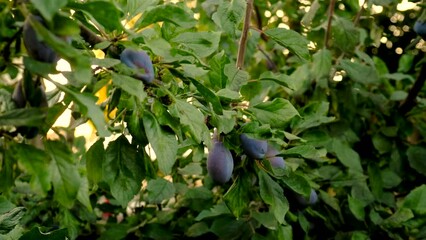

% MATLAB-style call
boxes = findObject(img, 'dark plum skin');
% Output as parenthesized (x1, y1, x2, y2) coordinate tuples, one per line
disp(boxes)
(240, 133, 268, 159)
(12, 80, 48, 108)
(12, 80, 26, 108)
(23, 15, 59, 63)
(120, 49, 155, 83)
(296, 189, 318, 206)
(207, 141, 234, 184)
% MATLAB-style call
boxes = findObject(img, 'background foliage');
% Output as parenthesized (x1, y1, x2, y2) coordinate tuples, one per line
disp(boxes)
(1, 0, 426, 239)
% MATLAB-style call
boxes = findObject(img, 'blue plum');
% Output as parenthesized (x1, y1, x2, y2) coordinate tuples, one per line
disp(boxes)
(268, 156, 285, 168)
(240, 133, 268, 159)
(207, 141, 234, 183)
(23, 15, 59, 63)
(120, 49, 155, 83)
(414, 21, 426, 39)
(296, 189, 318, 206)
(265, 144, 285, 168)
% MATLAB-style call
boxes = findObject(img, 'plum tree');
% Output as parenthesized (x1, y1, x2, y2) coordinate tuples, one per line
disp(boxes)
(240, 133, 268, 159)
(120, 48, 155, 83)
(23, 15, 59, 63)
(207, 140, 234, 184)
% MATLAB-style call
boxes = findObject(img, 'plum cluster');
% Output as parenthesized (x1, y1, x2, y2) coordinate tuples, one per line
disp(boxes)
(240, 133, 285, 168)
(120, 49, 155, 83)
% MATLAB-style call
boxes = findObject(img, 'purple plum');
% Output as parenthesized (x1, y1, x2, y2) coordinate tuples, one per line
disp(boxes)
(240, 133, 268, 159)
(207, 141, 234, 183)
(120, 48, 155, 83)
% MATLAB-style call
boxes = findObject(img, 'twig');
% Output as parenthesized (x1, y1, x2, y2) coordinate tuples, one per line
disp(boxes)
(236, 0, 254, 69)
(254, 4, 268, 42)
(399, 56, 426, 114)
(354, 0, 367, 26)
(324, 0, 336, 49)
(79, 23, 118, 55)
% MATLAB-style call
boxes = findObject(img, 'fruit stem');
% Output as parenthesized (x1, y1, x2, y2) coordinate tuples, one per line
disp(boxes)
(236, 0, 253, 70)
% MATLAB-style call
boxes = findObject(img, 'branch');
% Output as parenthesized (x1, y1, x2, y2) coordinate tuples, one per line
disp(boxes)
(254, 4, 268, 42)
(354, 0, 367, 26)
(399, 58, 426, 115)
(79, 23, 118, 56)
(324, 0, 336, 49)
(236, 0, 254, 69)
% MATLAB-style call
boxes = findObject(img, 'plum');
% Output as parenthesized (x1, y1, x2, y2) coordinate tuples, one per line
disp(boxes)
(207, 141, 234, 183)
(12, 80, 26, 108)
(240, 133, 268, 159)
(265, 144, 285, 168)
(12, 80, 47, 108)
(296, 189, 318, 206)
(268, 156, 285, 168)
(414, 21, 426, 38)
(23, 15, 59, 63)
(120, 49, 155, 83)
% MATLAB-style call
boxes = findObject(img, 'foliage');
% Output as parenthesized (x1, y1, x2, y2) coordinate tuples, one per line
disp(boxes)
(1, 0, 426, 239)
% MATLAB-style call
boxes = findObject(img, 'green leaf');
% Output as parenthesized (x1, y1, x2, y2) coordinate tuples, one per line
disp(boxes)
(112, 73, 147, 102)
(211, 110, 237, 134)
(0, 197, 15, 215)
(178, 162, 203, 176)
(146, 178, 176, 204)
(402, 185, 426, 215)
(258, 171, 289, 224)
(30, 0, 68, 21)
(77, 176, 92, 212)
(407, 146, 426, 176)
(224, 175, 251, 218)
(86, 138, 105, 184)
(29, 17, 92, 85)
(125, 0, 159, 17)
(171, 32, 221, 58)
(259, 72, 293, 89)
(14, 144, 51, 196)
(381, 169, 402, 189)
(169, 99, 209, 144)
(137, 4, 196, 28)
(143, 111, 178, 174)
(0, 207, 25, 235)
(332, 17, 360, 52)
(189, 78, 223, 115)
(54, 83, 110, 137)
(195, 202, 231, 221)
(19, 227, 68, 240)
(68, 1, 123, 32)
(104, 135, 143, 207)
(348, 195, 365, 221)
(186, 222, 210, 237)
(382, 208, 414, 228)
(281, 172, 311, 197)
(264, 28, 310, 62)
(45, 140, 81, 208)
(249, 98, 299, 128)
(329, 139, 363, 172)
(339, 59, 379, 85)
(208, 51, 230, 89)
(292, 101, 335, 134)
(224, 64, 249, 91)
(0, 108, 46, 127)
(212, 0, 246, 37)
